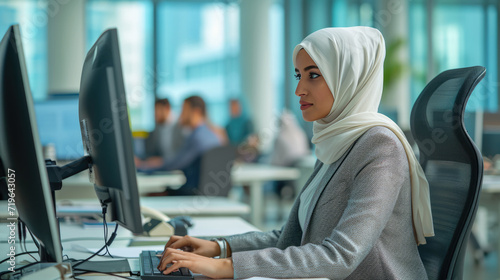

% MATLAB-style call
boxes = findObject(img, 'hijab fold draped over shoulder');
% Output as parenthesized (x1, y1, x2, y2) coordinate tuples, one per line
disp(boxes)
(292, 27, 434, 245)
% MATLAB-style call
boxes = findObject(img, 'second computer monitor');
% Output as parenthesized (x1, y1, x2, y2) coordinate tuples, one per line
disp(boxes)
(79, 28, 143, 234)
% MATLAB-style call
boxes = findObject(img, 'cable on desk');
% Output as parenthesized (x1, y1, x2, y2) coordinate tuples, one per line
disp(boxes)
(0, 251, 38, 265)
(0, 237, 131, 244)
(0, 260, 43, 279)
(60, 236, 131, 243)
(97, 205, 113, 258)
(71, 223, 119, 269)
(18, 218, 38, 262)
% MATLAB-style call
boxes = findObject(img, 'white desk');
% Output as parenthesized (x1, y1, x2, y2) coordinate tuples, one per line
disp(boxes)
(58, 196, 249, 217)
(0, 197, 249, 219)
(57, 171, 186, 199)
(231, 163, 301, 228)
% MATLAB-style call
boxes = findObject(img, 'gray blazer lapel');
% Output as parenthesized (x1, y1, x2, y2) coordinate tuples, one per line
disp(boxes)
(301, 147, 354, 243)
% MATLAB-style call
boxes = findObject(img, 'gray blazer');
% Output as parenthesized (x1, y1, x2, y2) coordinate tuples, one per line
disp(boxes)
(225, 126, 428, 279)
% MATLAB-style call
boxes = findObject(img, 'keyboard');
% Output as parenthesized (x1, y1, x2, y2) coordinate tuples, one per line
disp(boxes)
(139, 250, 194, 280)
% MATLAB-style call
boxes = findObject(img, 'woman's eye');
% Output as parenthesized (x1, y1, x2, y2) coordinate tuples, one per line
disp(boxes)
(309, 73, 320, 79)
(294, 74, 301, 80)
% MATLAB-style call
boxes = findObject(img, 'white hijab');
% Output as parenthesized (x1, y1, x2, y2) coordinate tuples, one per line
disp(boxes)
(293, 27, 434, 245)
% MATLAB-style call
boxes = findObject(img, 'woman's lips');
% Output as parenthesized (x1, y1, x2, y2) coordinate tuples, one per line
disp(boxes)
(300, 102, 313, 110)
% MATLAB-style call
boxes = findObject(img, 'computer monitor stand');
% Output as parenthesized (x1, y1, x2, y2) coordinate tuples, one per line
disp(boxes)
(45, 155, 92, 193)
(31, 155, 93, 262)
(45, 155, 114, 216)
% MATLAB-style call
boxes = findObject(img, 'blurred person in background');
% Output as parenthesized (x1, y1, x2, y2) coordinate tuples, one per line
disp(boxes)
(207, 121, 229, 146)
(225, 99, 253, 146)
(269, 109, 311, 199)
(136, 95, 221, 195)
(141, 98, 184, 163)
(270, 109, 310, 167)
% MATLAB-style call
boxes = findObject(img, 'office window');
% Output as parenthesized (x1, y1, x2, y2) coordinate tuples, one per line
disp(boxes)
(332, 0, 376, 27)
(434, 2, 497, 112)
(408, 1, 428, 108)
(157, 1, 240, 126)
(86, 0, 154, 131)
(0, 1, 48, 101)
(409, 0, 498, 112)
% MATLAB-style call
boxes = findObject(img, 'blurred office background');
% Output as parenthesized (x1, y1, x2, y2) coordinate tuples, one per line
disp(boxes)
(0, 0, 499, 278)
(0, 0, 498, 154)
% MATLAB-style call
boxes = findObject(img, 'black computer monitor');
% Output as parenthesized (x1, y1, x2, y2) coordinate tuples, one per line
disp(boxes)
(0, 25, 63, 262)
(79, 28, 143, 234)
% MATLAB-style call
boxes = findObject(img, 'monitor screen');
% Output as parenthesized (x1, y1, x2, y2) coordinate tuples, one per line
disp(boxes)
(0, 25, 63, 262)
(35, 94, 84, 161)
(79, 28, 143, 234)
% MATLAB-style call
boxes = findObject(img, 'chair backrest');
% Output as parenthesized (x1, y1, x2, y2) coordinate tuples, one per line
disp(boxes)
(411, 66, 486, 280)
(197, 145, 237, 197)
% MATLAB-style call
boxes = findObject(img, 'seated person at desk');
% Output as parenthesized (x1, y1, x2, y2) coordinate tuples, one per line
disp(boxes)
(156, 27, 434, 279)
(136, 95, 221, 195)
(143, 98, 184, 162)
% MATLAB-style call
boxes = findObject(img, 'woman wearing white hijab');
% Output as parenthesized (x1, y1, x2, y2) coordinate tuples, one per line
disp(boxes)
(158, 27, 434, 279)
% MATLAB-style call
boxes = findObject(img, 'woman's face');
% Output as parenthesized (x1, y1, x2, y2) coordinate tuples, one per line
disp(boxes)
(294, 49, 334, 122)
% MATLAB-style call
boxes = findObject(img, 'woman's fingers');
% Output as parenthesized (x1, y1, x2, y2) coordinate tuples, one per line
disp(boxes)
(169, 238, 191, 250)
(164, 235, 182, 249)
(166, 235, 195, 250)
(157, 250, 234, 279)
(158, 248, 192, 270)
(164, 236, 216, 257)
(158, 250, 182, 271)
(163, 260, 191, 275)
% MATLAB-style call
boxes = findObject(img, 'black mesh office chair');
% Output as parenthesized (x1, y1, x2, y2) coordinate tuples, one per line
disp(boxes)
(197, 145, 237, 197)
(410, 66, 486, 280)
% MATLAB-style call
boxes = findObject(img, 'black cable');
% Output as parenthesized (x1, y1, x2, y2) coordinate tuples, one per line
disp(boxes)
(61, 236, 130, 243)
(72, 268, 135, 280)
(96, 206, 113, 258)
(99, 211, 111, 257)
(71, 223, 119, 269)
(0, 236, 132, 244)
(0, 251, 38, 265)
(21, 224, 37, 262)
(0, 270, 12, 279)
(104, 221, 114, 258)
(26, 225, 40, 252)
(17, 219, 38, 262)
(25, 226, 40, 262)
(0, 260, 43, 279)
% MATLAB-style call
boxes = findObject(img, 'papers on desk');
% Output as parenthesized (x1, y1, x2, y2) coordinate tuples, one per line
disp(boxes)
(188, 217, 260, 236)
(71, 244, 164, 258)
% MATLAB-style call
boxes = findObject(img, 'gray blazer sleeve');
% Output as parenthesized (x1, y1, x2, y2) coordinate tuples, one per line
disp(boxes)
(230, 130, 411, 279)
(223, 228, 282, 252)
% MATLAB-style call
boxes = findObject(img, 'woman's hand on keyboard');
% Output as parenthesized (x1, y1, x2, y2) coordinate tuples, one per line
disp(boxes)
(158, 247, 234, 279)
(165, 235, 220, 257)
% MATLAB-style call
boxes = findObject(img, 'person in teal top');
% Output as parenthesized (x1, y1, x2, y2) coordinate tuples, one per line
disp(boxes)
(225, 99, 253, 146)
